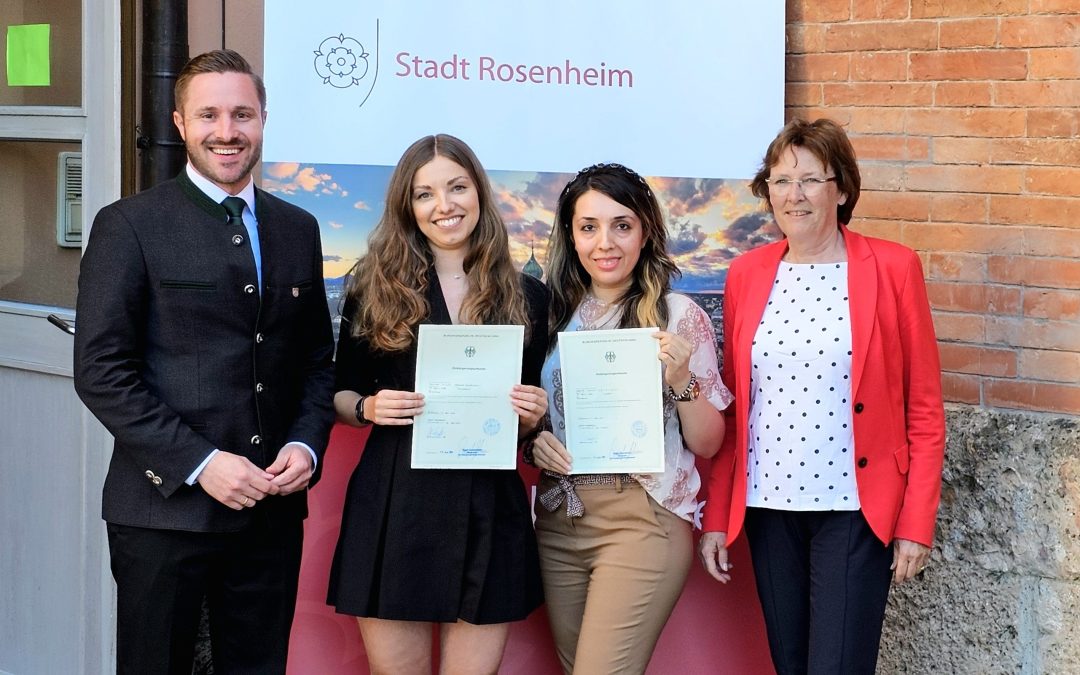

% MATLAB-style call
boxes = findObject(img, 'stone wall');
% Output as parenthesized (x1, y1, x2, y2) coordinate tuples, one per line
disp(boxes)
(880, 405, 1080, 673)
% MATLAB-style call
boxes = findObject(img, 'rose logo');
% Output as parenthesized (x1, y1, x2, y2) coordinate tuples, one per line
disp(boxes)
(604, 351, 616, 363)
(465, 346, 476, 358)
(314, 34, 369, 89)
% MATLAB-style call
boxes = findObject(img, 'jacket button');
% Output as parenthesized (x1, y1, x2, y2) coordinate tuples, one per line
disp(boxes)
(256, 383, 264, 393)
(232, 234, 244, 246)
(857, 457, 868, 468)
(243, 284, 256, 294)
(854, 402, 864, 413)
(255, 333, 264, 343)
(250, 435, 262, 445)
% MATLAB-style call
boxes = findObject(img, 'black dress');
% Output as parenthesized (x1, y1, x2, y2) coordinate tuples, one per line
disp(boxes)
(327, 271, 547, 624)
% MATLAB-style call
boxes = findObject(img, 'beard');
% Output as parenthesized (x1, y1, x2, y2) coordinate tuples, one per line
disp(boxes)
(186, 137, 262, 192)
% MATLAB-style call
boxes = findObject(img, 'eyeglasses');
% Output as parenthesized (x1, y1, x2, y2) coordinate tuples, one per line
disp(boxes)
(765, 176, 837, 195)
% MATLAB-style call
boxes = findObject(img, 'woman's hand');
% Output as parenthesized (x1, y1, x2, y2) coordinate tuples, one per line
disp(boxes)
(698, 531, 733, 584)
(512, 384, 548, 434)
(891, 538, 931, 584)
(654, 330, 693, 390)
(531, 430, 573, 475)
(367, 389, 424, 425)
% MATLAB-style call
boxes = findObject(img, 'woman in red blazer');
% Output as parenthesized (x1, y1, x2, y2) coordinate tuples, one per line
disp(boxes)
(699, 119, 945, 674)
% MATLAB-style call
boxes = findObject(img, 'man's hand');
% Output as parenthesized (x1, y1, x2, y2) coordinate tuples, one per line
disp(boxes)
(266, 443, 315, 495)
(197, 451, 278, 510)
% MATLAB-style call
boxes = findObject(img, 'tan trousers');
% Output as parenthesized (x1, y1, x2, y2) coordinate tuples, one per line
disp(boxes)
(534, 477, 692, 675)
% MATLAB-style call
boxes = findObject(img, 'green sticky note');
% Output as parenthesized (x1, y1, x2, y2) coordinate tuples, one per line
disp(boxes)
(7, 24, 51, 87)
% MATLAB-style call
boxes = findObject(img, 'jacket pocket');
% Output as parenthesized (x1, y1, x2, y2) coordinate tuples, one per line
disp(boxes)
(893, 444, 910, 474)
(160, 279, 217, 291)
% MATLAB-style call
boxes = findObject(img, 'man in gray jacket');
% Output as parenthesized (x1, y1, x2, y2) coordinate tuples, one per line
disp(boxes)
(74, 49, 335, 674)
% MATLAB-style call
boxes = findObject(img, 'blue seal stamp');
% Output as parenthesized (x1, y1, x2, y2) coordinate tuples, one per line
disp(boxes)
(483, 418, 501, 436)
(631, 420, 647, 438)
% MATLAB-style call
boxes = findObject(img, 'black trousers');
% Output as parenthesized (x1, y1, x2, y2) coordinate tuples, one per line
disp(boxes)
(744, 508, 893, 675)
(107, 514, 303, 675)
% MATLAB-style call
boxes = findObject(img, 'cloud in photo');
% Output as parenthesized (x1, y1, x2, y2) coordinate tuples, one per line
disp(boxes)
(653, 177, 735, 217)
(263, 163, 347, 198)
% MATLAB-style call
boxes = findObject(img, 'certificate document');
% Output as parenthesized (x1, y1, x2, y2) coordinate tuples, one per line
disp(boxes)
(411, 324, 524, 469)
(558, 327, 664, 474)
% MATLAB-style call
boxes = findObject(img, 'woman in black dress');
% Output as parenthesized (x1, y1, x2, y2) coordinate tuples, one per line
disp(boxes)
(328, 134, 548, 674)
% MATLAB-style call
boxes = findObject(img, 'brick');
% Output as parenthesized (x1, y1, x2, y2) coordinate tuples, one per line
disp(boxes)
(787, 83, 822, 106)
(924, 252, 986, 282)
(1018, 349, 1080, 384)
(938, 18, 999, 48)
(933, 138, 992, 164)
(823, 82, 934, 107)
(1000, 15, 1080, 47)
(913, 0, 1027, 18)
(1029, 47, 1080, 79)
(926, 281, 1022, 313)
(789, 0, 852, 22)
(824, 21, 938, 51)
(932, 311, 986, 341)
(849, 218, 903, 242)
(849, 107, 907, 134)
(991, 138, 1080, 165)
(852, 135, 930, 161)
(857, 190, 932, 221)
(995, 81, 1080, 107)
(1027, 110, 1080, 138)
(1026, 167, 1080, 198)
(861, 164, 905, 191)
(988, 256, 1080, 289)
(853, 0, 909, 19)
(1030, 0, 1080, 11)
(930, 194, 989, 224)
(934, 82, 994, 107)
(787, 24, 827, 55)
(787, 53, 851, 82)
(906, 165, 1024, 194)
(984, 379, 1080, 415)
(941, 371, 981, 404)
(1024, 227, 1080, 258)
(787, 107, 852, 127)
(991, 195, 1080, 229)
(851, 52, 908, 81)
(903, 222, 1022, 254)
(939, 343, 1018, 377)
(1023, 289, 1080, 320)
(906, 108, 1026, 137)
(986, 316, 1080, 350)
(910, 50, 1028, 81)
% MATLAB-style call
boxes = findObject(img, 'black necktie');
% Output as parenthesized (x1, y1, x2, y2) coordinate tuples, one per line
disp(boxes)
(222, 196, 246, 226)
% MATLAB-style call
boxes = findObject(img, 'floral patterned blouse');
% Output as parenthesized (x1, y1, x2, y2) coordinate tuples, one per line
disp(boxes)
(541, 292, 734, 521)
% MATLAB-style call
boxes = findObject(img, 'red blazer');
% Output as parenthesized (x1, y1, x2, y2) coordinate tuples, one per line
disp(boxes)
(702, 227, 945, 547)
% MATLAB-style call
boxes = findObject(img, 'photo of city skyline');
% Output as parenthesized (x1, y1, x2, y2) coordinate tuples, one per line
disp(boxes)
(262, 161, 780, 337)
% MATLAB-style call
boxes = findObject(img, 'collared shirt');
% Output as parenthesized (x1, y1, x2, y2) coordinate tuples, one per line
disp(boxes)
(185, 163, 263, 289)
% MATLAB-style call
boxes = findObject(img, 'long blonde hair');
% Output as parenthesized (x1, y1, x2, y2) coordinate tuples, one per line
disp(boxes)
(345, 134, 529, 351)
(547, 163, 679, 346)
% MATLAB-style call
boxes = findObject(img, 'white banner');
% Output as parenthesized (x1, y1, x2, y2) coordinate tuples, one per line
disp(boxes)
(264, 1, 784, 178)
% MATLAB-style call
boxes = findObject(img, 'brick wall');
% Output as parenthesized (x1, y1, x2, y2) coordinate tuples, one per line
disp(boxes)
(784, 0, 1080, 415)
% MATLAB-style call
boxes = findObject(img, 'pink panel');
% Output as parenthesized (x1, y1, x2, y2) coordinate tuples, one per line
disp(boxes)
(288, 424, 773, 674)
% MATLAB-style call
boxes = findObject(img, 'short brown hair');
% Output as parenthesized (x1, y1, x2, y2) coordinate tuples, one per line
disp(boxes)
(750, 118, 861, 225)
(174, 49, 266, 113)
